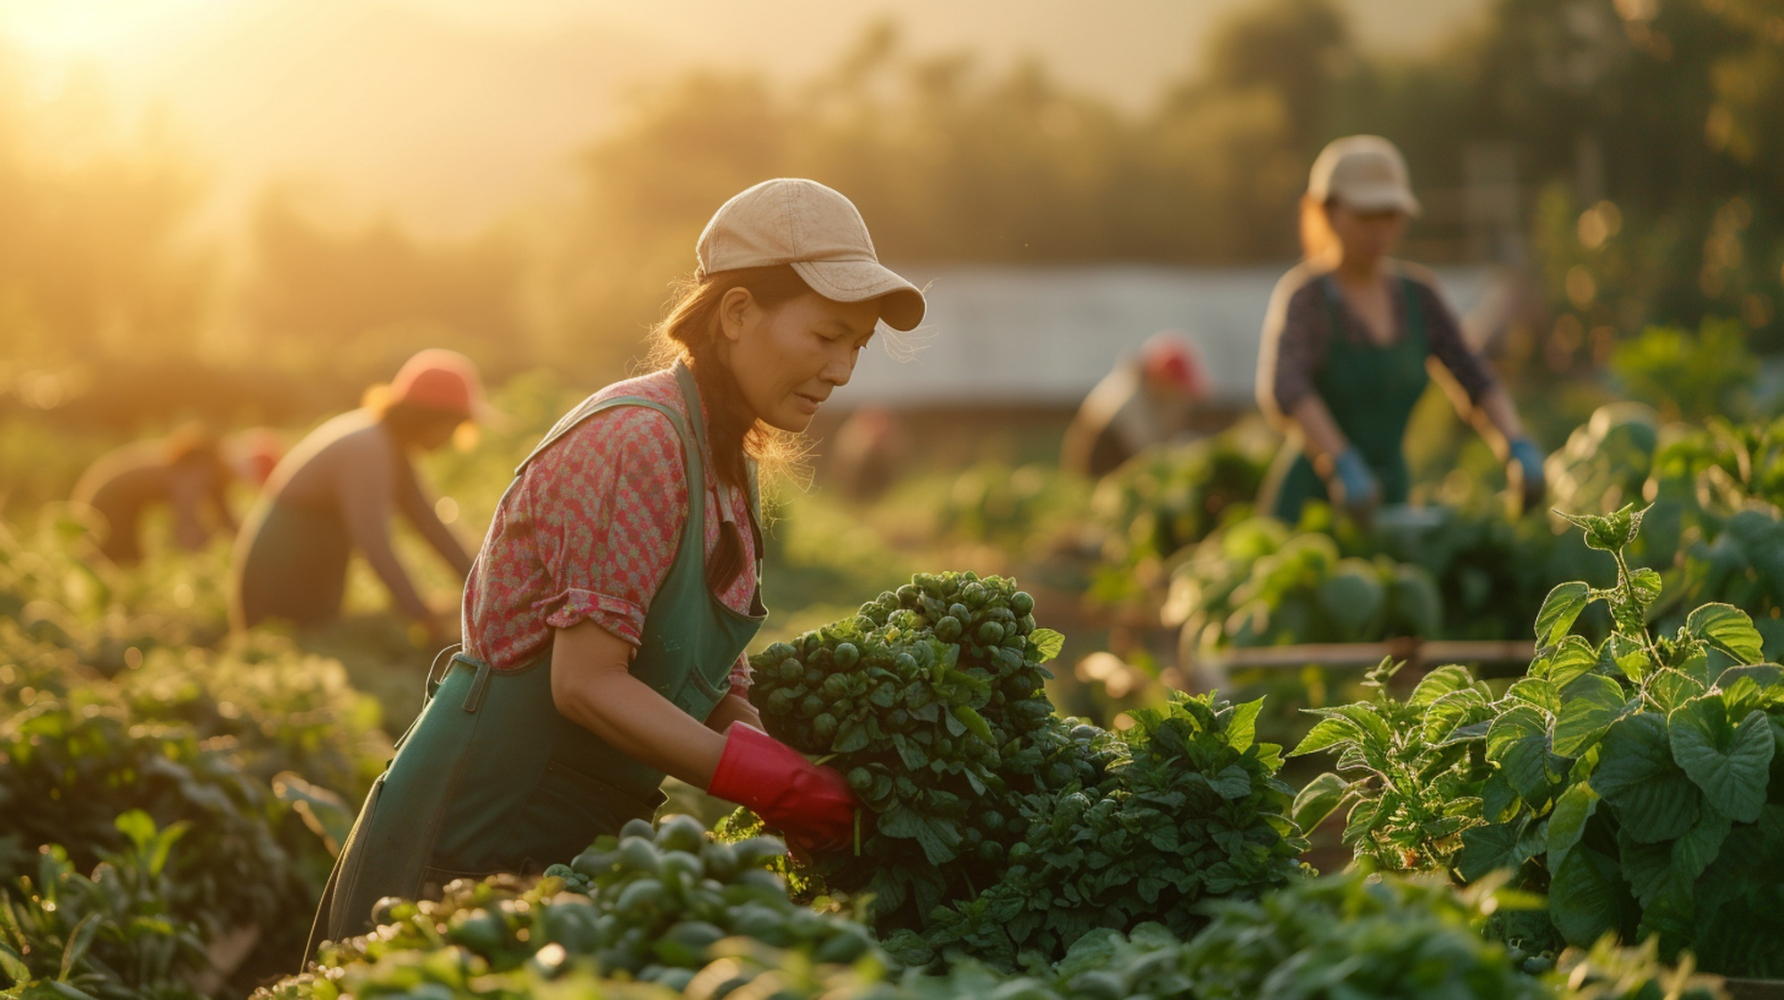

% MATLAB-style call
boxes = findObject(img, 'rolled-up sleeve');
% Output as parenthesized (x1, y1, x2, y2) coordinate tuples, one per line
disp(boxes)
(521, 408, 688, 646)
(1415, 279, 1498, 403)
(1257, 271, 1329, 426)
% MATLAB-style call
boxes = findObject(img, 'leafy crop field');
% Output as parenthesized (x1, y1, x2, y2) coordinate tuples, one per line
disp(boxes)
(6, 375, 1784, 999)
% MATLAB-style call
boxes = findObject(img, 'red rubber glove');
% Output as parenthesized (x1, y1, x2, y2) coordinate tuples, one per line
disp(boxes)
(707, 724, 858, 853)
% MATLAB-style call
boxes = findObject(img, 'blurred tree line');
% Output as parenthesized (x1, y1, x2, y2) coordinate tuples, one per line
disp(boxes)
(2, 0, 1783, 432)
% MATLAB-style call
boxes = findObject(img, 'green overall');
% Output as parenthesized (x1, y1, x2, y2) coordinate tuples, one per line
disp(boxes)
(306, 362, 765, 957)
(1265, 275, 1430, 524)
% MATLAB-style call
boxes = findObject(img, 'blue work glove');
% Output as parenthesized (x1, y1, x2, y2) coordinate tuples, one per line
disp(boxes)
(1331, 447, 1380, 520)
(1507, 438, 1546, 514)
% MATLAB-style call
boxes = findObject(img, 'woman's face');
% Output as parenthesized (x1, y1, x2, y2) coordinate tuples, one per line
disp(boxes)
(1326, 202, 1408, 265)
(719, 288, 882, 432)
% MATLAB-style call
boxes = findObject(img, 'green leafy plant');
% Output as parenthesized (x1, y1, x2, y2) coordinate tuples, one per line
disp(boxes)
(1294, 503, 1784, 976)
(901, 693, 1305, 970)
(748, 571, 1306, 968)
(1089, 427, 1275, 606)
(1609, 319, 1757, 424)
(0, 812, 209, 1000)
(1165, 518, 1445, 650)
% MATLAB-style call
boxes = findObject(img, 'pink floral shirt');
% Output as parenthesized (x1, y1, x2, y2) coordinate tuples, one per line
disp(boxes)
(461, 369, 758, 688)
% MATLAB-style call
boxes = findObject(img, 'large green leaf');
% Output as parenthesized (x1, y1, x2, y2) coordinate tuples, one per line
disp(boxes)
(1648, 668, 1708, 712)
(1536, 582, 1593, 647)
(1546, 782, 1600, 873)
(1027, 628, 1066, 663)
(1410, 665, 1477, 708)
(1423, 688, 1490, 744)
(1455, 819, 1530, 882)
(1504, 678, 1560, 715)
(1686, 604, 1765, 664)
(1486, 706, 1561, 803)
(1590, 714, 1701, 843)
(1668, 698, 1774, 823)
(1616, 827, 1674, 909)
(1290, 772, 1348, 833)
(1289, 717, 1358, 758)
(1670, 808, 1733, 885)
(1601, 633, 1652, 684)
(1538, 636, 1599, 688)
(1552, 675, 1632, 757)
(1550, 844, 1635, 947)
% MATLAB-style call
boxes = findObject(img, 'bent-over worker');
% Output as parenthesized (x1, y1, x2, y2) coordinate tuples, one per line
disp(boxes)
(231, 350, 478, 637)
(1063, 332, 1208, 478)
(72, 423, 239, 565)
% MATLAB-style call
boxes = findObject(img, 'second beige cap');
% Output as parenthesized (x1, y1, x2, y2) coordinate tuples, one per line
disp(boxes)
(1307, 135, 1422, 216)
(696, 178, 926, 331)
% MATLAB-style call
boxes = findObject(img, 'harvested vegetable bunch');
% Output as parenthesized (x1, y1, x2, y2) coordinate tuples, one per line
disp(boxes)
(274, 814, 875, 999)
(748, 571, 1308, 967)
(749, 572, 1070, 922)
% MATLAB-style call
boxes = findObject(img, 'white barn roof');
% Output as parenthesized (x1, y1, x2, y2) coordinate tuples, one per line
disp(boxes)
(844, 263, 1496, 408)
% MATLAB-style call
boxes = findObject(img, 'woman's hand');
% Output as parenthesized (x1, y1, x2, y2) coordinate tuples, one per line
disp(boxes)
(1506, 439, 1546, 513)
(705, 692, 764, 735)
(707, 724, 858, 854)
(1330, 447, 1381, 523)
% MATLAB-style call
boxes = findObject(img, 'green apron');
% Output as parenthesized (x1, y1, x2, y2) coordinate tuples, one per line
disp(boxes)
(1264, 274, 1429, 523)
(231, 498, 352, 629)
(306, 362, 765, 957)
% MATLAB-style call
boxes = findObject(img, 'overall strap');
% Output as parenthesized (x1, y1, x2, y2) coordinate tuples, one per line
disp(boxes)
(1316, 274, 1348, 345)
(1398, 276, 1427, 349)
(669, 361, 765, 574)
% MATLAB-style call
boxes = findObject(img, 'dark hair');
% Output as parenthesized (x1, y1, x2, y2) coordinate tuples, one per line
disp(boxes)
(645, 264, 812, 592)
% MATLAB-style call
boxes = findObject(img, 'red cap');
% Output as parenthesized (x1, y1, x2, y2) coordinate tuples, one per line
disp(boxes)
(228, 429, 285, 487)
(389, 349, 486, 420)
(1140, 332, 1206, 397)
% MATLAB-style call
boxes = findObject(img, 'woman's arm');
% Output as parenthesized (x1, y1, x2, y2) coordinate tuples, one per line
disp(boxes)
(395, 459, 475, 578)
(1468, 384, 1528, 456)
(1288, 394, 1352, 468)
(705, 692, 763, 735)
(551, 619, 728, 787)
(1415, 273, 1545, 509)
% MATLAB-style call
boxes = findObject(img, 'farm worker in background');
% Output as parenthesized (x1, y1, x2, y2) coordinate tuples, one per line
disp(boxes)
(72, 422, 240, 565)
(1062, 331, 1208, 478)
(307, 178, 927, 955)
(1256, 135, 1544, 525)
(230, 349, 478, 637)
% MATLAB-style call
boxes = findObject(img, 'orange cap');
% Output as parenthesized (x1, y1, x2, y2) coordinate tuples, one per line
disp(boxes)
(389, 349, 486, 421)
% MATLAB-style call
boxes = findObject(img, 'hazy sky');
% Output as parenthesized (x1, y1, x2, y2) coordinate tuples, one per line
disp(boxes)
(0, 0, 1488, 237)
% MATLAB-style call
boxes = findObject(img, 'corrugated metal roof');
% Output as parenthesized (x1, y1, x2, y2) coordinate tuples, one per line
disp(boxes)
(843, 263, 1496, 408)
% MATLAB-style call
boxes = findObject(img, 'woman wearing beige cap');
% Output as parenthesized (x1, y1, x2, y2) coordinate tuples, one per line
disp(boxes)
(1256, 135, 1543, 524)
(307, 178, 926, 955)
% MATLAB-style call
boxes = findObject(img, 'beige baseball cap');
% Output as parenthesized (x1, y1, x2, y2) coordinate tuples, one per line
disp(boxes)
(1307, 135, 1422, 216)
(696, 178, 926, 331)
